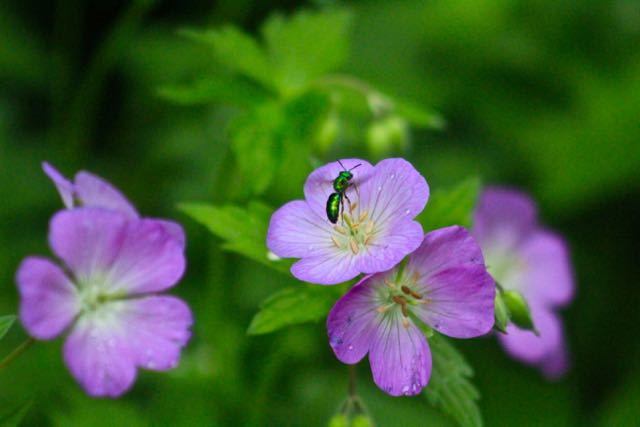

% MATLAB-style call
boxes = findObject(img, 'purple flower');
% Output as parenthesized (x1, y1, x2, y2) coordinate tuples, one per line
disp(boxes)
(472, 187, 574, 378)
(43, 161, 138, 219)
(267, 158, 429, 285)
(16, 164, 192, 397)
(327, 226, 495, 396)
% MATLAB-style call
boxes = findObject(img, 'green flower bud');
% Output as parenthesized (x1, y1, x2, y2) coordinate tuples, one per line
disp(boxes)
(502, 290, 538, 334)
(366, 115, 409, 159)
(494, 291, 509, 333)
(314, 111, 340, 154)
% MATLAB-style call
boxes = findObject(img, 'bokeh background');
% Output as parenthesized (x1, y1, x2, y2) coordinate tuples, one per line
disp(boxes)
(1, 0, 639, 426)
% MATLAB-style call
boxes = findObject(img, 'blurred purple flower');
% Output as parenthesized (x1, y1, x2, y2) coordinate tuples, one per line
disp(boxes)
(472, 187, 574, 378)
(43, 161, 138, 219)
(267, 158, 429, 285)
(16, 163, 192, 397)
(327, 226, 495, 396)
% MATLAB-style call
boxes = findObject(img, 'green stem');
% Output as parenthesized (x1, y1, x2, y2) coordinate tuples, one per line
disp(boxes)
(0, 338, 35, 371)
(348, 364, 357, 398)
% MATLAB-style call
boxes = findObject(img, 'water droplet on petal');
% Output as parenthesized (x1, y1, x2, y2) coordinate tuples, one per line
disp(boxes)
(377, 186, 382, 192)
(146, 360, 156, 369)
(347, 344, 354, 351)
(402, 385, 410, 394)
(390, 174, 395, 179)
(405, 209, 411, 215)
(308, 245, 314, 251)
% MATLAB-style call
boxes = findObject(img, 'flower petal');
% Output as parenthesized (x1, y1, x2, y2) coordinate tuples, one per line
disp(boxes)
(63, 315, 136, 397)
(518, 230, 574, 306)
(16, 256, 79, 340)
(358, 158, 429, 230)
(355, 219, 424, 274)
(498, 306, 563, 366)
(406, 226, 485, 276)
(303, 159, 374, 220)
(49, 209, 186, 294)
(42, 162, 75, 208)
(473, 187, 537, 251)
(105, 219, 186, 294)
(117, 296, 192, 371)
(369, 312, 431, 396)
(49, 209, 129, 282)
(74, 171, 138, 218)
(267, 200, 334, 258)
(290, 250, 359, 285)
(415, 265, 495, 338)
(327, 277, 379, 364)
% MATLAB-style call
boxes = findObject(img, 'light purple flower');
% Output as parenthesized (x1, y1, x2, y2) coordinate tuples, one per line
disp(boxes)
(267, 158, 429, 285)
(43, 161, 138, 219)
(327, 226, 495, 396)
(17, 164, 192, 397)
(472, 187, 574, 378)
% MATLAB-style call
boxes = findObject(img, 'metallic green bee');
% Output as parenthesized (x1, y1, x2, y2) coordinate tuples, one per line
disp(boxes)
(326, 160, 361, 224)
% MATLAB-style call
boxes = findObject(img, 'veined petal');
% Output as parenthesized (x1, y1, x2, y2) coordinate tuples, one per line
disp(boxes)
(369, 311, 431, 396)
(290, 250, 359, 285)
(358, 158, 429, 230)
(117, 296, 192, 371)
(415, 265, 495, 338)
(406, 226, 485, 276)
(42, 162, 75, 208)
(49, 209, 129, 283)
(473, 187, 537, 251)
(303, 159, 374, 220)
(267, 200, 334, 258)
(498, 306, 563, 365)
(105, 219, 186, 294)
(63, 315, 136, 398)
(518, 230, 574, 307)
(327, 277, 379, 364)
(75, 171, 138, 219)
(355, 219, 424, 274)
(16, 256, 79, 340)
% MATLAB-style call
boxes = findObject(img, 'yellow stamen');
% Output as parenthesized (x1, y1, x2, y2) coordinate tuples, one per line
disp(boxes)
(334, 225, 347, 235)
(349, 239, 359, 255)
(349, 202, 358, 213)
(402, 318, 410, 329)
(359, 211, 369, 222)
(365, 220, 374, 235)
(331, 236, 342, 248)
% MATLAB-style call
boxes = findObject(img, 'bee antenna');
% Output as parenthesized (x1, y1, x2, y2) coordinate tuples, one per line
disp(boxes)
(349, 163, 362, 171)
(337, 159, 347, 170)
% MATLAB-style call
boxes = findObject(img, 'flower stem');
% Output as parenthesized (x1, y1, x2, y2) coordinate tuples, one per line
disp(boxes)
(0, 338, 36, 371)
(348, 364, 357, 398)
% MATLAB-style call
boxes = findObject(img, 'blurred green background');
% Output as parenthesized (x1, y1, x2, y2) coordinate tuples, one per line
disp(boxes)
(1, 0, 639, 426)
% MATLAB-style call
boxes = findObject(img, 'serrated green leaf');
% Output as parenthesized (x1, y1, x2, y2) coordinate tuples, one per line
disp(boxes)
(158, 76, 269, 108)
(0, 315, 16, 341)
(179, 202, 292, 274)
(248, 285, 342, 335)
(262, 9, 352, 92)
(417, 177, 481, 232)
(424, 334, 483, 427)
(180, 26, 274, 89)
(0, 401, 32, 427)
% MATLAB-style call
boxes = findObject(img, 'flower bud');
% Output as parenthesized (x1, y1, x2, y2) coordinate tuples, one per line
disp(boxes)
(502, 290, 538, 334)
(494, 292, 509, 333)
(366, 115, 409, 159)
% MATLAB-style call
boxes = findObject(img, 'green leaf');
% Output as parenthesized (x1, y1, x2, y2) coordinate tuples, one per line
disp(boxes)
(229, 92, 329, 196)
(417, 177, 481, 232)
(0, 315, 15, 341)
(247, 285, 343, 335)
(393, 97, 445, 130)
(158, 76, 270, 108)
(424, 334, 483, 427)
(179, 202, 292, 274)
(180, 26, 274, 89)
(0, 401, 32, 427)
(262, 9, 352, 92)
